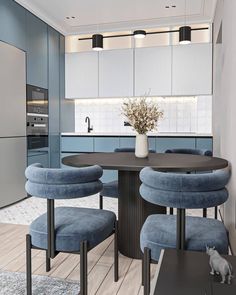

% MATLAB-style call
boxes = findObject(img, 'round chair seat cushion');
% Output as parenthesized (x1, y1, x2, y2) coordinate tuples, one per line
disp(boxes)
(140, 214, 228, 261)
(30, 207, 116, 252)
(101, 180, 119, 198)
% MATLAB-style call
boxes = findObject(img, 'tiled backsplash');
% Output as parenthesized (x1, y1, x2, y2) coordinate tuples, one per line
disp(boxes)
(75, 96, 212, 134)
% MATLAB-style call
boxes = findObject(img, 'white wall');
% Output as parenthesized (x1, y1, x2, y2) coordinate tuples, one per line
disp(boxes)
(213, 0, 236, 253)
(75, 96, 212, 134)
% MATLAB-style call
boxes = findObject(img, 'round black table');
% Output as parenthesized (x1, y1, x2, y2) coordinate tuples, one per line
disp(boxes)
(62, 152, 228, 259)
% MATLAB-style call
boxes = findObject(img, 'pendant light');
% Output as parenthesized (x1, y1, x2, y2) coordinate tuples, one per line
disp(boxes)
(92, 34, 103, 51)
(133, 30, 146, 39)
(179, 0, 191, 44)
(179, 26, 191, 44)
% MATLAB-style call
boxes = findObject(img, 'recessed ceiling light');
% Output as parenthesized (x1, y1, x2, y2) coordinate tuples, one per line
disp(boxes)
(66, 16, 70, 19)
(165, 6, 170, 8)
(71, 16, 75, 19)
(172, 5, 176, 8)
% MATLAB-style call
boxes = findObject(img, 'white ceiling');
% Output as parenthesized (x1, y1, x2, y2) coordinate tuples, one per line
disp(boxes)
(15, 0, 217, 35)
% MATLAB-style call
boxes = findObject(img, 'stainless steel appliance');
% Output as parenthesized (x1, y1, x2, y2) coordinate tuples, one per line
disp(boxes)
(26, 85, 49, 149)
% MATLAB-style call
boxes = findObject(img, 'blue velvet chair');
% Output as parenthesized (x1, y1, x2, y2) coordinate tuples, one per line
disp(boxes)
(139, 167, 230, 295)
(25, 163, 118, 295)
(99, 147, 156, 209)
(165, 148, 214, 218)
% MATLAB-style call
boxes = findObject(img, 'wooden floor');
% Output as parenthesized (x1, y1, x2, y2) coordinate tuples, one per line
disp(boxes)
(0, 223, 157, 295)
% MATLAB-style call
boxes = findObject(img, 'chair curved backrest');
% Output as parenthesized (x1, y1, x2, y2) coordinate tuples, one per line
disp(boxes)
(139, 167, 230, 209)
(114, 147, 155, 153)
(25, 163, 103, 199)
(165, 148, 212, 156)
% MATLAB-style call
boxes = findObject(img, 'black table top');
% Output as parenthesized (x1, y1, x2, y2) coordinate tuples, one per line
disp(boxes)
(154, 249, 236, 295)
(62, 152, 228, 172)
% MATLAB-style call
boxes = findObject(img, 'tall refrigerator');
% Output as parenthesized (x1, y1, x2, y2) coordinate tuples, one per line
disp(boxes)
(0, 41, 27, 208)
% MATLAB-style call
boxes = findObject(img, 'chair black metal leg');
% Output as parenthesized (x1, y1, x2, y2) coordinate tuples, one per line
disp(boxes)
(142, 255, 144, 286)
(143, 247, 151, 295)
(99, 194, 103, 210)
(176, 208, 186, 250)
(203, 208, 207, 218)
(26, 234, 32, 295)
(80, 240, 88, 295)
(46, 250, 51, 272)
(215, 206, 218, 219)
(169, 207, 173, 215)
(114, 220, 119, 282)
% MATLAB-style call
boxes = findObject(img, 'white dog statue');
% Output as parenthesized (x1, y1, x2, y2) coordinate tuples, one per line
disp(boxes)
(206, 246, 233, 284)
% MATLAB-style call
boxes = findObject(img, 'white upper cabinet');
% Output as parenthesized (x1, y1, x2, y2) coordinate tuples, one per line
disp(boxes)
(134, 46, 172, 97)
(172, 43, 212, 96)
(65, 52, 99, 98)
(99, 49, 134, 97)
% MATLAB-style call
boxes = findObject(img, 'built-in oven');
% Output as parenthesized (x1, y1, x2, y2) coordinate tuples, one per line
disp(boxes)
(26, 84, 49, 150)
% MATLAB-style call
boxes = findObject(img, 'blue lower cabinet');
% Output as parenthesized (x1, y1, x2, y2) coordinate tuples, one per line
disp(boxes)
(195, 138, 213, 152)
(101, 170, 118, 184)
(94, 137, 119, 152)
(148, 137, 156, 151)
(156, 137, 195, 153)
(61, 137, 93, 152)
(28, 153, 49, 168)
(119, 137, 135, 148)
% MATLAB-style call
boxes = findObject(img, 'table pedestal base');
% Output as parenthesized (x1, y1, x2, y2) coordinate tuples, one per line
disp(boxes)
(118, 170, 166, 259)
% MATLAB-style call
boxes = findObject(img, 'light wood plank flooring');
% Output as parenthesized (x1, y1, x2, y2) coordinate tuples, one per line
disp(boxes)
(0, 223, 157, 295)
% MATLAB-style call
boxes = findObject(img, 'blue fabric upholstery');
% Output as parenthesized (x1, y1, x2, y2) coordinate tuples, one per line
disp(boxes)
(140, 168, 230, 208)
(100, 180, 119, 198)
(139, 167, 230, 261)
(30, 207, 116, 252)
(25, 164, 116, 254)
(140, 214, 229, 261)
(25, 163, 103, 199)
(165, 148, 213, 156)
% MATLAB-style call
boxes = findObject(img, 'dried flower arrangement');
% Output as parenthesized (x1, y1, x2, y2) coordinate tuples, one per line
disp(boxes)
(121, 97, 164, 134)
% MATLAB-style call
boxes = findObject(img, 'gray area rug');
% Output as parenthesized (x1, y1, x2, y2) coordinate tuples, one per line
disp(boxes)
(0, 271, 79, 295)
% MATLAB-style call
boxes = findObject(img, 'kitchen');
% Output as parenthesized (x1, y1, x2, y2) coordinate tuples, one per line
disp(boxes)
(0, 0, 236, 294)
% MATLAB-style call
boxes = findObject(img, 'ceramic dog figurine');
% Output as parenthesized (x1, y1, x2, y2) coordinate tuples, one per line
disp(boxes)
(206, 246, 233, 284)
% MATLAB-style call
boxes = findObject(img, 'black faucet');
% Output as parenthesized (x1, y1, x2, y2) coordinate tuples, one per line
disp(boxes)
(85, 116, 93, 133)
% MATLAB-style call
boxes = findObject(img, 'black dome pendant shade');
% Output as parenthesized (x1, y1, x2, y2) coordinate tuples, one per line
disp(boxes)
(179, 26, 191, 44)
(92, 34, 103, 51)
(133, 30, 146, 39)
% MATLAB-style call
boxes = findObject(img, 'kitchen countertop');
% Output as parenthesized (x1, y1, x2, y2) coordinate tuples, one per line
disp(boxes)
(61, 132, 212, 137)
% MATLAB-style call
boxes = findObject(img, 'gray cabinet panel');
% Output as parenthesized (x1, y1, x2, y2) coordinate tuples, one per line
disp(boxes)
(0, 0, 26, 50)
(65, 52, 99, 98)
(0, 137, 27, 208)
(172, 43, 212, 95)
(135, 46, 172, 96)
(99, 49, 134, 97)
(0, 41, 26, 137)
(26, 12, 48, 88)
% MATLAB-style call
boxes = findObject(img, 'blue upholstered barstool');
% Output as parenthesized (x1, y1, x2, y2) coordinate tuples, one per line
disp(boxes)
(99, 147, 155, 209)
(139, 167, 230, 295)
(165, 148, 214, 218)
(25, 163, 119, 295)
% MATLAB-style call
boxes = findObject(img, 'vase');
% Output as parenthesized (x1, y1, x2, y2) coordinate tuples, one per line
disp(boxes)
(135, 134, 149, 158)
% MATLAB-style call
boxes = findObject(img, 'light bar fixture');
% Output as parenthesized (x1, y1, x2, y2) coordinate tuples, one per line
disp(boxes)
(92, 34, 103, 51)
(133, 30, 146, 39)
(79, 27, 208, 50)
